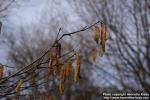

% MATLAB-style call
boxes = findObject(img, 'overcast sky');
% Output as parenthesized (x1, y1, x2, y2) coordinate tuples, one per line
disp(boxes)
(4, 0, 80, 30)
(0, 0, 45, 62)
(0, 0, 81, 68)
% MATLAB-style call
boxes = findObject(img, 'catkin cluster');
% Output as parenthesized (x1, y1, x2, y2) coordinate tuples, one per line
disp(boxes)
(92, 22, 107, 52)
(91, 22, 107, 61)
(8, 21, 106, 97)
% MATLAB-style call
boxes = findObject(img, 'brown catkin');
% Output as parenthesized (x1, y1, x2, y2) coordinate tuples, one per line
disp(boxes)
(101, 22, 107, 52)
(74, 53, 81, 82)
(0, 64, 4, 79)
(48, 96, 53, 100)
(47, 53, 54, 81)
(59, 68, 66, 94)
(92, 25, 100, 44)
(40, 93, 46, 100)
(98, 47, 104, 56)
(55, 58, 62, 74)
(29, 95, 34, 100)
(61, 67, 66, 82)
(90, 49, 97, 62)
(15, 80, 23, 96)
(66, 62, 72, 78)
(59, 80, 65, 94)
(48, 58, 53, 76)
(56, 42, 61, 58)
(31, 71, 36, 85)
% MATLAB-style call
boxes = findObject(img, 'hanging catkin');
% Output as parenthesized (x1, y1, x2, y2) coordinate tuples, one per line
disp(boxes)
(29, 95, 34, 100)
(90, 49, 97, 62)
(92, 26, 100, 44)
(31, 71, 36, 85)
(61, 67, 66, 82)
(0, 64, 4, 79)
(48, 96, 53, 100)
(101, 22, 107, 52)
(56, 42, 61, 58)
(48, 58, 53, 76)
(40, 93, 46, 100)
(59, 80, 64, 94)
(47, 52, 54, 81)
(59, 67, 66, 94)
(15, 80, 23, 96)
(55, 58, 62, 74)
(74, 53, 81, 82)
(66, 62, 72, 78)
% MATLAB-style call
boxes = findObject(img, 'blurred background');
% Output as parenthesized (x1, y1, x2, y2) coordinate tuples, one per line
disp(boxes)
(0, 0, 150, 99)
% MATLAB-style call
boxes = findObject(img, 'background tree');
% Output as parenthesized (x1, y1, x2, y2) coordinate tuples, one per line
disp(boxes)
(0, 0, 17, 17)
